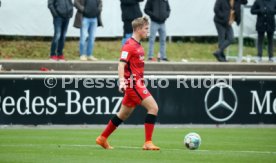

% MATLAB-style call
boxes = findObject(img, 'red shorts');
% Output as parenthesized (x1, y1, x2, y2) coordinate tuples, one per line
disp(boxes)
(122, 86, 152, 108)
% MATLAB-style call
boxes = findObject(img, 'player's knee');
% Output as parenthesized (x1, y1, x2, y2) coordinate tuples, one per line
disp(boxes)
(118, 111, 131, 121)
(149, 105, 159, 115)
(124, 111, 132, 118)
(155, 106, 159, 114)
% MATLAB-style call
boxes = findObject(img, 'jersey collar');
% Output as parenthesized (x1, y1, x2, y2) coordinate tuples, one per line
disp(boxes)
(131, 37, 141, 45)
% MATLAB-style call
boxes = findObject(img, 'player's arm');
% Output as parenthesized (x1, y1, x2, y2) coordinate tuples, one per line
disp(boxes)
(119, 47, 131, 93)
(118, 61, 127, 93)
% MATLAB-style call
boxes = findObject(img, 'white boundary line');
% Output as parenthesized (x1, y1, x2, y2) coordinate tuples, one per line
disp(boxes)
(1, 124, 276, 129)
(0, 144, 275, 155)
(0, 74, 276, 80)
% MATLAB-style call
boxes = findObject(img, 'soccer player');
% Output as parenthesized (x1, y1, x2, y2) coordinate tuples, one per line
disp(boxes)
(96, 17, 160, 150)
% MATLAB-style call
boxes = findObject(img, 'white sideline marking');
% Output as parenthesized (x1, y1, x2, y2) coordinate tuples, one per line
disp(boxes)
(1, 74, 276, 80)
(0, 144, 275, 155)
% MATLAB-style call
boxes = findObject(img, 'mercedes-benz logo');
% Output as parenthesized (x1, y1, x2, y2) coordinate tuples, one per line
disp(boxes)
(204, 83, 238, 122)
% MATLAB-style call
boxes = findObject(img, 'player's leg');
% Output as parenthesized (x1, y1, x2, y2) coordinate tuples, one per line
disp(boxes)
(117, 104, 135, 121)
(100, 105, 135, 139)
(141, 96, 160, 150)
(96, 105, 134, 149)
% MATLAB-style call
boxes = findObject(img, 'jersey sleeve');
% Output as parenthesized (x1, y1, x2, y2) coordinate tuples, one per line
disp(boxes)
(120, 45, 133, 63)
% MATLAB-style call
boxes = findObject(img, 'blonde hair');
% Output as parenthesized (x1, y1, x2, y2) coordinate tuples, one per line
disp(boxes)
(132, 17, 149, 31)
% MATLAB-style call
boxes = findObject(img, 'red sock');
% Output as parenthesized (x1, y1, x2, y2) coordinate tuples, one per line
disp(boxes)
(101, 120, 117, 139)
(144, 123, 155, 142)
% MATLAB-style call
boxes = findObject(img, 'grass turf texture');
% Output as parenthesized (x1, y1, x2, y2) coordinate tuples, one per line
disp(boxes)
(0, 127, 275, 163)
(0, 40, 257, 62)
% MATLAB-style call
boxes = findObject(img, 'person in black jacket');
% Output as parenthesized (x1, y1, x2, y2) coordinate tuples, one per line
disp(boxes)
(120, 0, 143, 45)
(213, 0, 248, 62)
(145, 0, 171, 62)
(251, 0, 276, 63)
(48, 0, 73, 61)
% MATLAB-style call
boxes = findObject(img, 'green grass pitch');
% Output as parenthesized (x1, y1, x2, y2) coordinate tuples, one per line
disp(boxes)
(0, 127, 275, 163)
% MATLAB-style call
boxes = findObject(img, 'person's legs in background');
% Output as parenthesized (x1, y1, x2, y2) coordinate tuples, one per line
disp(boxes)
(79, 17, 90, 61)
(256, 31, 265, 62)
(122, 21, 133, 45)
(122, 33, 132, 45)
(50, 17, 62, 61)
(148, 21, 159, 61)
(267, 31, 275, 62)
(214, 23, 229, 62)
(158, 23, 168, 61)
(221, 25, 234, 60)
(217, 25, 233, 62)
(56, 18, 70, 61)
(221, 26, 234, 51)
(86, 17, 98, 61)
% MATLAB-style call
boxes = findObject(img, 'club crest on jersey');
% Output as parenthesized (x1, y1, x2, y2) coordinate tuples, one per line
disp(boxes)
(139, 55, 144, 61)
(143, 90, 148, 94)
(121, 51, 129, 59)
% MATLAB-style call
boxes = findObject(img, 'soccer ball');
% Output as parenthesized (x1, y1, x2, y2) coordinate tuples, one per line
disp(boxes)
(184, 132, 201, 150)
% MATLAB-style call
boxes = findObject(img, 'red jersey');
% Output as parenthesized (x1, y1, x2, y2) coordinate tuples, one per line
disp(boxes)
(120, 38, 145, 88)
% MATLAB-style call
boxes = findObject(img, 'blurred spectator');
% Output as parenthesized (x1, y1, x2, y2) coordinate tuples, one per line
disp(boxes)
(48, 0, 73, 61)
(73, 0, 103, 61)
(120, 0, 143, 45)
(145, 0, 171, 62)
(251, 0, 276, 63)
(213, 0, 248, 62)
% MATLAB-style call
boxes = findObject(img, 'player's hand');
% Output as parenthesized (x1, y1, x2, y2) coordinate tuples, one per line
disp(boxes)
(119, 79, 126, 93)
